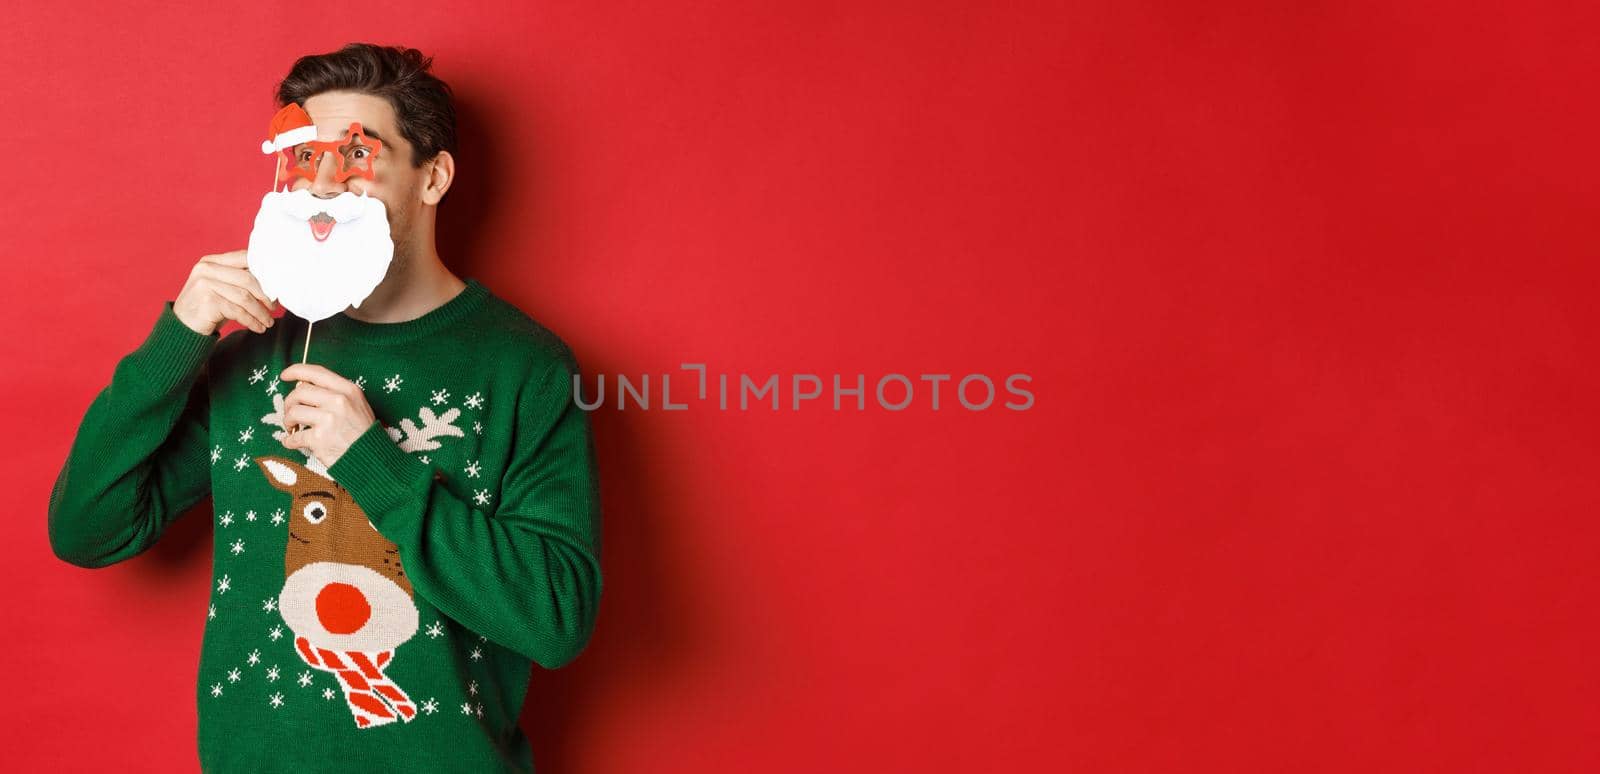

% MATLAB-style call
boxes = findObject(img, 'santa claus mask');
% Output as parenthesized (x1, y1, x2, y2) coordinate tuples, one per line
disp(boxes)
(247, 188, 394, 322)
(247, 109, 395, 323)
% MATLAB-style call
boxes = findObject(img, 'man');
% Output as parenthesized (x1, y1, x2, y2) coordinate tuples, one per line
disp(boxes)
(47, 43, 601, 773)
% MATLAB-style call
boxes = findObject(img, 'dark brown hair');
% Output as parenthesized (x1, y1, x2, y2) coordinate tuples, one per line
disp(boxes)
(274, 43, 457, 167)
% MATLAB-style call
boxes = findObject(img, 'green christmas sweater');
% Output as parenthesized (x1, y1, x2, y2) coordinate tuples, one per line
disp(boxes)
(48, 279, 602, 773)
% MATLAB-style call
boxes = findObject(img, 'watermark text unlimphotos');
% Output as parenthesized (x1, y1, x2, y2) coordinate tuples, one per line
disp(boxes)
(574, 365, 1034, 411)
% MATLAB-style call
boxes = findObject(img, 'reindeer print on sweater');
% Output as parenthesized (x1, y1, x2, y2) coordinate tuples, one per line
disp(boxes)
(201, 368, 495, 734)
(256, 455, 421, 728)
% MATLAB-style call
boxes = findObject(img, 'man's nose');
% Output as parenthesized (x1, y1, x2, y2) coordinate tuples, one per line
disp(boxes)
(309, 150, 346, 199)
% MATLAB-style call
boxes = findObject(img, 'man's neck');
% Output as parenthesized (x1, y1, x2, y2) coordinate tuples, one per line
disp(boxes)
(345, 247, 466, 323)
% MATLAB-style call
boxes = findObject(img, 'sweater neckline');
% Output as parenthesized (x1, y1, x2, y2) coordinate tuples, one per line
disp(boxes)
(310, 278, 490, 345)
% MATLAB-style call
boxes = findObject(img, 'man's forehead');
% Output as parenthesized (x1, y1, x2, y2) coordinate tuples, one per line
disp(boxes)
(307, 121, 390, 144)
(303, 93, 400, 144)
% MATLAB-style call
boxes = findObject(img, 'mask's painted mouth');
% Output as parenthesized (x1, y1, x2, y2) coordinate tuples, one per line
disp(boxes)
(308, 212, 336, 242)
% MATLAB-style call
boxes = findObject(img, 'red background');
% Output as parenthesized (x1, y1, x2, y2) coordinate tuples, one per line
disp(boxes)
(3, 2, 1597, 771)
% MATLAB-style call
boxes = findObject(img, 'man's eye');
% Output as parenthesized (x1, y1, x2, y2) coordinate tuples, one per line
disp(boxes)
(353, 148, 369, 159)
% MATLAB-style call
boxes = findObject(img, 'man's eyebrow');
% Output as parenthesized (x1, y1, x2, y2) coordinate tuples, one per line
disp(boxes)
(347, 126, 387, 144)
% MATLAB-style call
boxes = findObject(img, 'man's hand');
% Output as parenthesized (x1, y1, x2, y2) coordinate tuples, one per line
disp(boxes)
(173, 250, 278, 335)
(279, 364, 377, 467)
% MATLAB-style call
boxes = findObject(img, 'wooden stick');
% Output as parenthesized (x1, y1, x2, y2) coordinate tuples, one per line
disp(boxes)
(286, 319, 313, 436)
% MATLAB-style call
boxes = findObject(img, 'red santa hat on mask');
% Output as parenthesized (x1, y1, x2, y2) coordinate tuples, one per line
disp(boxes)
(260, 103, 317, 154)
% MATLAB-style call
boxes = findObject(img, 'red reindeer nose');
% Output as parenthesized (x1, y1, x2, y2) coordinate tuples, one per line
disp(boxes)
(316, 582, 371, 634)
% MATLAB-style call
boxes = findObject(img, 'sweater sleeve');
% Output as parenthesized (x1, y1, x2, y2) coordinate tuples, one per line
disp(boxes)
(48, 302, 219, 568)
(327, 353, 603, 669)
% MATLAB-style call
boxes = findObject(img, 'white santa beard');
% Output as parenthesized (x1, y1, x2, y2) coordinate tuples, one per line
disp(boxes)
(247, 192, 396, 322)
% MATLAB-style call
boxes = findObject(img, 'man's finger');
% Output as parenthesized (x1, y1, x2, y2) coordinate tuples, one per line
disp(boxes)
(217, 298, 266, 334)
(209, 281, 273, 329)
(193, 262, 273, 311)
(284, 383, 341, 408)
(281, 363, 354, 389)
(207, 264, 274, 307)
(281, 385, 317, 422)
(203, 250, 249, 268)
(283, 404, 328, 430)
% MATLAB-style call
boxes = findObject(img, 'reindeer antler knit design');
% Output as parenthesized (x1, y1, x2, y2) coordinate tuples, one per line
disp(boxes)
(386, 407, 465, 452)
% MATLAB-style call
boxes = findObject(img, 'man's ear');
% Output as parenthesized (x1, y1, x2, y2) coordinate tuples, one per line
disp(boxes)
(421, 151, 454, 206)
(255, 456, 309, 493)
